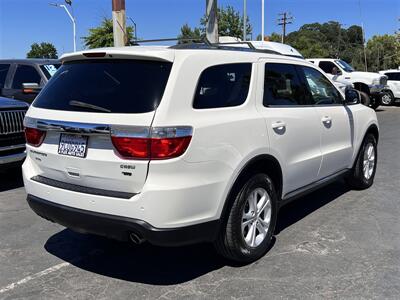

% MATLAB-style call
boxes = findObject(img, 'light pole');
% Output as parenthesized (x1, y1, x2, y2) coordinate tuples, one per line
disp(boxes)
(261, 0, 265, 41)
(50, 2, 76, 52)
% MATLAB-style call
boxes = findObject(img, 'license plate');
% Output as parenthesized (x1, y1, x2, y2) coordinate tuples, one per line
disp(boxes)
(58, 134, 88, 158)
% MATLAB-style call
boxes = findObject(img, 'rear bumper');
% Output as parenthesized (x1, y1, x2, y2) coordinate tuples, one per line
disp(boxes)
(27, 194, 220, 246)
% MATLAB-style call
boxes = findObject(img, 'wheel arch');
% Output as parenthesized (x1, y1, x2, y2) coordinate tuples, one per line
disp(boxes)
(353, 82, 370, 95)
(219, 154, 283, 224)
(352, 123, 379, 168)
(365, 123, 379, 143)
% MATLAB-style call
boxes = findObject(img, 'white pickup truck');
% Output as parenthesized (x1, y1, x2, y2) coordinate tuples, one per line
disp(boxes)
(307, 58, 389, 109)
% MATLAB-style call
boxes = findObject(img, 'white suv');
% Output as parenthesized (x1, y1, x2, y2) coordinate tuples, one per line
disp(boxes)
(379, 70, 400, 105)
(23, 43, 379, 262)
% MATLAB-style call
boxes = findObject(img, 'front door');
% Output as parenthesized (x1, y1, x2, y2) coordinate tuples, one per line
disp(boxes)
(257, 61, 323, 196)
(300, 65, 353, 179)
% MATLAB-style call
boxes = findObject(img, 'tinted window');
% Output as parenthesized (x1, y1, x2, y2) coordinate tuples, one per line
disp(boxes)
(40, 64, 61, 79)
(263, 63, 307, 106)
(385, 72, 400, 81)
(302, 66, 342, 105)
(33, 60, 172, 113)
(318, 61, 337, 74)
(193, 63, 252, 109)
(12, 65, 41, 88)
(0, 64, 10, 88)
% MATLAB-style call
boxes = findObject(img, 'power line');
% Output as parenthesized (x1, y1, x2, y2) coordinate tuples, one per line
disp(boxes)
(277, 12, 293, 43)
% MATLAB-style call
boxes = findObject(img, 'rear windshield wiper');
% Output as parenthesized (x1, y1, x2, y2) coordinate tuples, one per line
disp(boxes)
(69, 100, 111, 113)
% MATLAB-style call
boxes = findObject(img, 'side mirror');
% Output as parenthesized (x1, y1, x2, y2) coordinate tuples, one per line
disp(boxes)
(344, 88, 360, 105)
(22, 83, 41, 94)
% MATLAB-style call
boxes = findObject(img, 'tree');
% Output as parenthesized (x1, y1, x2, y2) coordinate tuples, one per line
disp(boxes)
(256, 32, 281, 42)
(178, 23, 202, 43)
(82, 18, 135, 49)
(278, 21, 367, 69)
(178, 5, 252, 41)
(366, 34, 400, 71)
(27, 42, 58, 59)
(200, 6, 252, 39)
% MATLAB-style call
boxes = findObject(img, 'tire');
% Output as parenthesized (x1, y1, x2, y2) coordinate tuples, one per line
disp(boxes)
(369, 96, 380, 110)
(347, 134, 377, 190)
(214, 173, 278, 263)
(380, 91, 394, 106)
(359, 91, 370, 106)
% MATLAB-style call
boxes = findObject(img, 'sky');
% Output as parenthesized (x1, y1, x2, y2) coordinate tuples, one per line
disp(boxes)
(0, 0, 399, 58)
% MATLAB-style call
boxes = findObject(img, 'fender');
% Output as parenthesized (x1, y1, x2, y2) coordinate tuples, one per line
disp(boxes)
(351, 123, 379, 168)
(218, 153, 283, 224)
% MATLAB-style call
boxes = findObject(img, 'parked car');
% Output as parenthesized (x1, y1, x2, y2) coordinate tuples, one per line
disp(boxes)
(0, 96, 28, 169)
(379, 69, 400, 106)
(307, 58, 388, 109)
(23, 43, 379, 263)
(0, 59, 60, 104)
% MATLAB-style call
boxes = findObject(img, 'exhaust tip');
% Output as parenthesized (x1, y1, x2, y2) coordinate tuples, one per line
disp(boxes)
(129, 232, 145, 245)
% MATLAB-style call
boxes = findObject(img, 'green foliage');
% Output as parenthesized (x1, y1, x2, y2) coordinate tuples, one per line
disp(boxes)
(26, 42, 58, 59)
(178, 23, 202, 43)
(82, 18, 135, 49)
(256, 33, 281, 42)
(179, 5, 252, 41)
(268, 21, 366, 70)
(268, 21, 399, 71)
(366, 34, 400, 71)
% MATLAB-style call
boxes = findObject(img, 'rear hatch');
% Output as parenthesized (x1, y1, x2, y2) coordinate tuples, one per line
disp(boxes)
(25, 58, 173, 195)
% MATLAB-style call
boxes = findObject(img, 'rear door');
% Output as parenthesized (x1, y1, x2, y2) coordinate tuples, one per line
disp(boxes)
(25, 59, 173, 195)
(7, 64, 42, 103)
(299, 65, 353, 178)
(385, 72, 400, 98)
(257, 61, 322, 196)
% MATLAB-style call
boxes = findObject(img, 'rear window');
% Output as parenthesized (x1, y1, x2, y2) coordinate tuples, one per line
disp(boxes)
(40, 64, 61, 79)
(33, 59, 172, 113)
(193, 63, 252, 109)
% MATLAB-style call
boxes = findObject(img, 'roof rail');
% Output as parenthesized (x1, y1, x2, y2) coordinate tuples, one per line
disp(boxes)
(131, 37, 284, 56)
(132, 37, 210, 45)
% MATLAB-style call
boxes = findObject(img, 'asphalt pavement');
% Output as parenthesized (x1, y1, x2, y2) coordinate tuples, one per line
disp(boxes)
(0, 106, 399, 299)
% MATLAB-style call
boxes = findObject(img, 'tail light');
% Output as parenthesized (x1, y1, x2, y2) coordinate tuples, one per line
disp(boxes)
(25, 127, 46, 147)
(111, 126, 192, 160)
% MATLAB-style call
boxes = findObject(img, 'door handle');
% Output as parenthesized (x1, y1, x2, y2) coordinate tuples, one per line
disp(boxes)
(321, 116, 332, 124)
(272, 121, 286, 130)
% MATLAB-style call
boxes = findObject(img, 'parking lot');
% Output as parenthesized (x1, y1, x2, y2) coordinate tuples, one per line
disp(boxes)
(0, 106, 399, 299)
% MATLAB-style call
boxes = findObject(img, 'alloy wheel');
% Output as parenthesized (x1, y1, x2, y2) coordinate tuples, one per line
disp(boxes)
(241, 187, 271, 247)
(363, 143, 375, 180)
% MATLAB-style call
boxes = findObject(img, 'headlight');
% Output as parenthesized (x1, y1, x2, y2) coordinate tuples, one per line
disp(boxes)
(372, 78, 380, 85)
(372, 76, 387, 86)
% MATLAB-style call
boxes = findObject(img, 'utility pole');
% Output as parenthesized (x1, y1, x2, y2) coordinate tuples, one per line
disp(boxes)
(112, 0, 127, 47)
(277, 12, 293, 43)
(206, 0, 218, 43)
(361, 22, 368, 71)
(243, 0, 247, 41)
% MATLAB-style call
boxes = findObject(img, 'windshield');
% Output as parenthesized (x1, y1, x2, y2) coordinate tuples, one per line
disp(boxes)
(33, 59, 172, 113)
(40, 64, 61, 79)
(335, 60, 354, 72)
